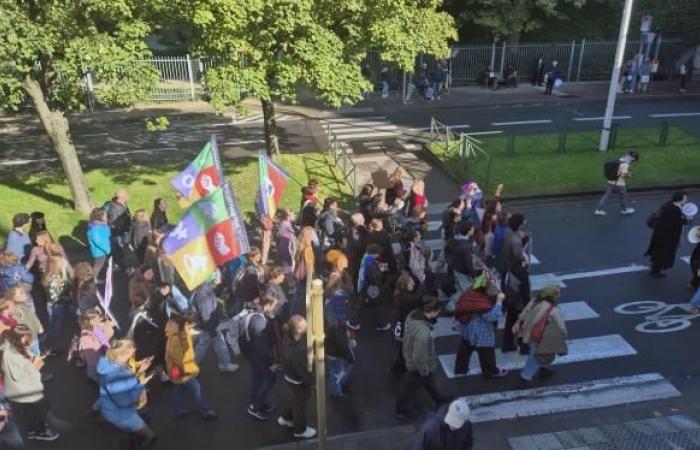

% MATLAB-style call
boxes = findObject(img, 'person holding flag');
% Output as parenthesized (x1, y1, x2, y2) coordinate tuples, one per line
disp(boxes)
(258, 152, 289, 264)
(171, 138, 223, 208)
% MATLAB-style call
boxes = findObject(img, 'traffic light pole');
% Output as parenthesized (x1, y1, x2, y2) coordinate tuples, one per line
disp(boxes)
(599, 0, 635, 151)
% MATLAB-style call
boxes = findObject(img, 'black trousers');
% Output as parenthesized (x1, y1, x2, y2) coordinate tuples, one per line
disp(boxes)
(281, 381, 311, 434)
(454, 339, 497, 376)
(11, 399, 49, 434)
(545, 81, 555, 95)
(396, 371, 445, 413)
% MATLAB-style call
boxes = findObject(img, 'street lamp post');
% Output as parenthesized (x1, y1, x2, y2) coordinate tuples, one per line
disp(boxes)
(598, 0, 636, 151)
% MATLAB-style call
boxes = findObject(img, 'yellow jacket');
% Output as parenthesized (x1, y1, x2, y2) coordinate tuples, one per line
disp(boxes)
(165, 320, 199, 383)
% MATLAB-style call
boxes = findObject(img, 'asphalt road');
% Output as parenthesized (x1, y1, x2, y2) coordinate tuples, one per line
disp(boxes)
(29, 187, 700, 450)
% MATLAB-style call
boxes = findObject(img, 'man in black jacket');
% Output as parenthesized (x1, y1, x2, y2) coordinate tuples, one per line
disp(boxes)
(241, 294, 279, 420)
(408, 397, 474, 450)
(445, 221, 475, 293)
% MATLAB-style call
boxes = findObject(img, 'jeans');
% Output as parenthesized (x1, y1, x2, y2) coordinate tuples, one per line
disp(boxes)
(454, 271, 473, 293)
(43, 302, 74, 352)
(281, 382, 311, 434)
(688, 287, 700, 309)
(92, 256, 107, 282)
(247, 358, 276, 410)
(327, 357, 352, 396)
(0, 418, 26, 450)
(395, 371, 446, 413)
(173, 378, 211, 416)
(597, 184, 628, 211)
(194, 330, 232, 367)
(381, 81, 389, 97)
(520, 342, 547, 381)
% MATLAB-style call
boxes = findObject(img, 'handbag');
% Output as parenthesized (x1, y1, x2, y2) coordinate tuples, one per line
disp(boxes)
(293, 254, 307, 282)
(529, 303, 555, 343)
(169, 365, 183, 381)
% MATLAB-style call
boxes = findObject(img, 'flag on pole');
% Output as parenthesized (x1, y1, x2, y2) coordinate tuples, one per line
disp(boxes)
(162, 183, 250, 290)
(257, 152, 289, 218)
(172, 137, 223, 208)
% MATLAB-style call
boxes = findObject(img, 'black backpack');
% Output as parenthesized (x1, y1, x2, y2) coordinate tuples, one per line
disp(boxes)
(604, 160, 621, 181)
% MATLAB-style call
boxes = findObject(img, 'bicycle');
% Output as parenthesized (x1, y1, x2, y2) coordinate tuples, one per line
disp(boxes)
(614, 300, 700, 333)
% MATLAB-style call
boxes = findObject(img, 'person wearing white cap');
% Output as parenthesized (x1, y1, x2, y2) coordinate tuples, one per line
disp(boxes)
(408, 397, 473, 450)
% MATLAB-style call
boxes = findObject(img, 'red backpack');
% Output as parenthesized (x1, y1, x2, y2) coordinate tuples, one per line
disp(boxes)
(455, 288, 493, 324)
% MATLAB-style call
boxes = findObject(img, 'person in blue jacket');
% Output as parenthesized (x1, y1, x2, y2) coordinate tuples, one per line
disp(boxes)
(86, 208, 111, 283)
(97, 339, 155, 449)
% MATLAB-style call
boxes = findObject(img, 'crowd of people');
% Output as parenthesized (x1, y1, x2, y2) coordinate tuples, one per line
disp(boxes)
(0, 162, 697, 450)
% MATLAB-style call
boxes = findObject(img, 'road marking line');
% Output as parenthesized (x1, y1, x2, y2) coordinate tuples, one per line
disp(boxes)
(333, 131, 401, 140)
(100, 148, 177, 156)
(440, 334, 636, 378)
(222, 139, 266, 145)
(573, 116, 632, 121)
(331, 124, 398, 131)
(78, 132, 110, 137)
(492, 119, 552, 126)
(427, 220, 442, 232)
(682, 256, 690, 264)
(649, 112, 700, 118)
(531, 273, 567, 291)
(325, 116, 387, 122)
(464, 373, 680, 423)
(433, 301, 598, 339)
(559, 264, 649, 281)
(0, 157, 58, 166)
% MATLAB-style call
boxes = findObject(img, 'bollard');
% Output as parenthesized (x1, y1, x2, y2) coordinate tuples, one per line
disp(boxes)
(659, 121, 669, 146)
(559, 129, 567, 153)
(310, 279, 327, 450)
(507, 135, 515, 155)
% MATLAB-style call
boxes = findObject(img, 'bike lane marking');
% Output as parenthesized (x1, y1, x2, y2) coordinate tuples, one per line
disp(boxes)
(615, 301, 700, 333)
(530, 264, 649, 291)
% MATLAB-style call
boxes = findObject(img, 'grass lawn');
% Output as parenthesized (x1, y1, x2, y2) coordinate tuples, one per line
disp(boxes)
(429, 126, 700, 197)
(0, 153, 352, 248)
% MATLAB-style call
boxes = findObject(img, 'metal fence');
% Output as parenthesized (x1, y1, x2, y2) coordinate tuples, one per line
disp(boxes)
(325, 124, 357, 195)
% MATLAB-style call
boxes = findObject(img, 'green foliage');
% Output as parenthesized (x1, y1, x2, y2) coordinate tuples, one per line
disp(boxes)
(0, 0, 160, 112)
(146, 116, 170, 131)
(448, 0, 587, 40)
(637, 0, 700, 44)
(181, 0, 457, 112)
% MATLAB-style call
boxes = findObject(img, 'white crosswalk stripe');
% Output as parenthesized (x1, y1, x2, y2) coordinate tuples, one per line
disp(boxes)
(439, 334, 636, 378)
(432, 301, 598, 338)
(324, 116, 401, 142)
(233, 113, 302, 124)
(465, 373, 680, 423)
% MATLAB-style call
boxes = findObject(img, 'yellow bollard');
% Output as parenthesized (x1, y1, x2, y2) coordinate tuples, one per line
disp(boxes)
(310, 279, 327, 450)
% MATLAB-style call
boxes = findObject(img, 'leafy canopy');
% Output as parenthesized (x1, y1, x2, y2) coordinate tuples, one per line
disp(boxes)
(0, 0, 159, 111)
(181, 0, 457, 111)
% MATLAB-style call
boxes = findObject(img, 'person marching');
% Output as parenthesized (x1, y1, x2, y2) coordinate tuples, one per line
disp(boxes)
(646, 191, 689, 278)
(594, 151, 639, 216)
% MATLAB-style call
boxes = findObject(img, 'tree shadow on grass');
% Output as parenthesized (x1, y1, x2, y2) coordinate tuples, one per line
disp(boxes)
(0, 177, 74, 209)
(302, 153, 355, 209)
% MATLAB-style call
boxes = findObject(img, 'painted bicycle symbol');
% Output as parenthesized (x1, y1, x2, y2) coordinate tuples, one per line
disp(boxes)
(614, 301, 700, 333)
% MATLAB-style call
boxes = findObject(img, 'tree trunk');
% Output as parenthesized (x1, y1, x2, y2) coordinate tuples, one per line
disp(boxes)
(23, 76, 93, 214)
(261, 98, 280, 159)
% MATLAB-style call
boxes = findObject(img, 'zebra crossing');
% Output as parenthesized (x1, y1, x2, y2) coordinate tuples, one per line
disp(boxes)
(324, 116, 401, 142)
(232, 113, 303, 124)
(405, 210, 683, 422)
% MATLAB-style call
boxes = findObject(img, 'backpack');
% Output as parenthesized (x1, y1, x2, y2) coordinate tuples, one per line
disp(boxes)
(646, 210, 661, 229)
(603, 160, 621, 181)
(221, 306, 263, 355)
(454, 288, 493, 324)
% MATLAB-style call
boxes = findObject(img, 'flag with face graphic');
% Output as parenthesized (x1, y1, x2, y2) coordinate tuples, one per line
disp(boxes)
(257, 152, 289, 218)
(172, 137, 223, 208)
(162, 183, 250, 290)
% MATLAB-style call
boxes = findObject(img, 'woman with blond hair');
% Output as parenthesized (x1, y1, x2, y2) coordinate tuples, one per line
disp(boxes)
(405, 179, 428, 215)
(4, 287, 43, 357)
(41, 254, 74, 355)
(97, 339, 155, 448)
(129, 209, 152, 264)
(290, 227, 317, 316)
(385, 167, 407, 208)
(24, 231, 65, 274)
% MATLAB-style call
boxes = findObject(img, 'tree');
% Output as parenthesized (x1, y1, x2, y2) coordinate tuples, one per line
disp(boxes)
(181, 0, 457, 158)
(0, 1, 159, 213)
(637, 0, 700, 45)
(447, 0, 586, 44)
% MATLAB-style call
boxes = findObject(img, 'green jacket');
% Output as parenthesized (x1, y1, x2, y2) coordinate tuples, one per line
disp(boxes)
(402, 309, 437, 377)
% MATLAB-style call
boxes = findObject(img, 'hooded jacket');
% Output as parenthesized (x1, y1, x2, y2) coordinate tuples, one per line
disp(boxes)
(165, 320, 199, 383)
(402, 309, 438, 377)
(97, 356, 143, 425)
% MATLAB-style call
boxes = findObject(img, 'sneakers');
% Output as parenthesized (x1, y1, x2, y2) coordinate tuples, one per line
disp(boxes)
(293, 427, 317, 439)
(346, 321, 361, 331)
(218, 363, 240, 373)
(375, 323, 392, 332)
(201, 410, 218, 421)
(594, 210, 606, 216)
(277, 416, 294, 428)
(620, 208, 635, 215)
(28, 429, 60, 441)
(247, 405, 269, 421)
(485, 368, 509, 379)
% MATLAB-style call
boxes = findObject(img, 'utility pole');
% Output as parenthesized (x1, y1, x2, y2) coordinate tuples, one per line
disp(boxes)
(599, 0, 636, 151)
(310, 279, 327, 450)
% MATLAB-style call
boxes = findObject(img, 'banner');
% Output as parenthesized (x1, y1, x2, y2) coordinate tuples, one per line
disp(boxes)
(171, 136, 223, 208)
(97, 256, 119, 328)
(163, 183, 250, 290)
(257, 152, 289, 218)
